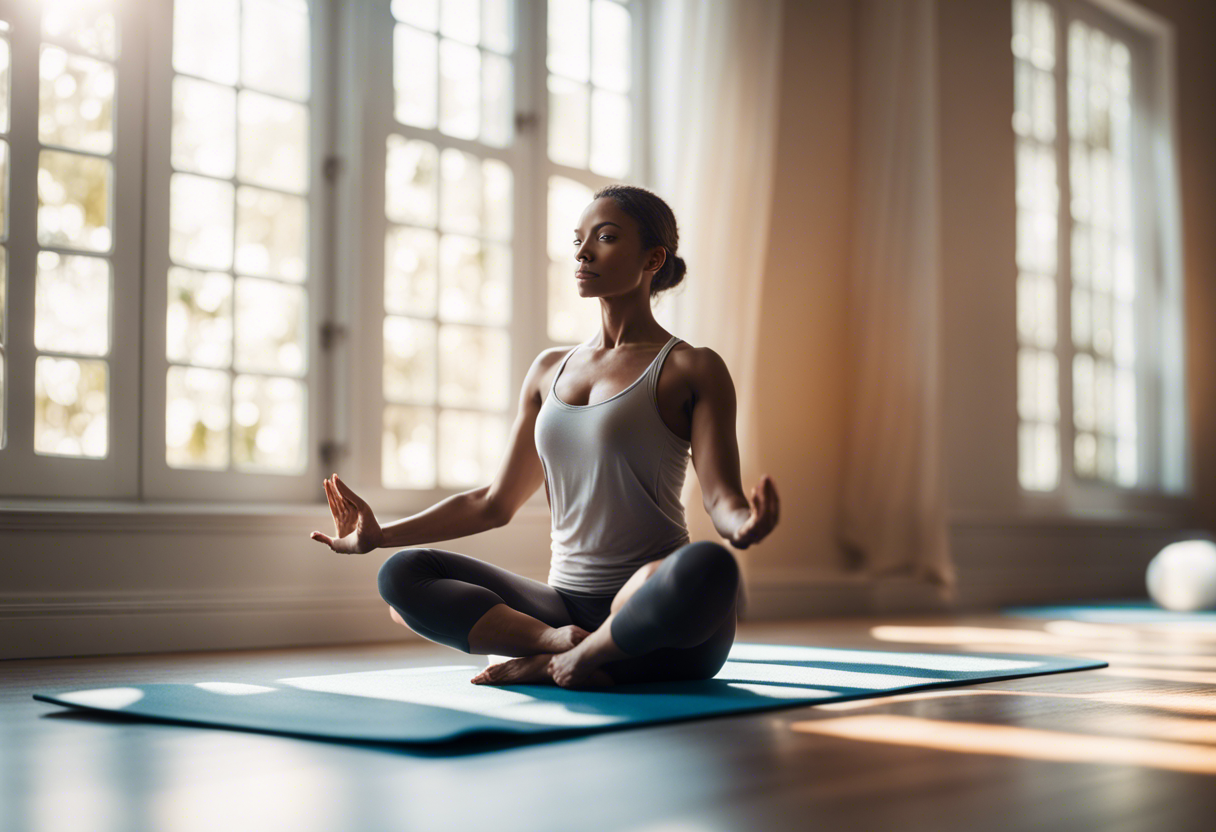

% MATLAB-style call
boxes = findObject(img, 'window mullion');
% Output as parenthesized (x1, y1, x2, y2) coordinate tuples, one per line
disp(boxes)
(1056, 0, 1075, 504)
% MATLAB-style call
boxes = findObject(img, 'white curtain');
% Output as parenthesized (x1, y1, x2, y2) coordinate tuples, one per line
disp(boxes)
(838, 0, 954, 591)
(647, 0, 785, 610)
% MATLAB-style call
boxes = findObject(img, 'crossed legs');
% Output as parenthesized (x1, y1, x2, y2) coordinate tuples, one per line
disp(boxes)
(377, 541, 740, 688)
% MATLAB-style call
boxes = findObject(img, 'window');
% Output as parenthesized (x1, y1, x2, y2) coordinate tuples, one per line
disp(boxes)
(0, 0, 144, 499)
(1012, 0, 1186, 505)
(0, 0, 648, 506)
(347, 0, 647, 511)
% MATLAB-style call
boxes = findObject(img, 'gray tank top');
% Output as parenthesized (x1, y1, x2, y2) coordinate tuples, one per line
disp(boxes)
(534, 335, 693, 594)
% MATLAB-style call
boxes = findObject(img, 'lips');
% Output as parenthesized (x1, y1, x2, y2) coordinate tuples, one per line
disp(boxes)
(576, 270, 597, 278)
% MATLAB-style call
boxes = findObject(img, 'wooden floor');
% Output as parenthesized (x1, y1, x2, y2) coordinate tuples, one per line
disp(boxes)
(5, 611, 1215, 832)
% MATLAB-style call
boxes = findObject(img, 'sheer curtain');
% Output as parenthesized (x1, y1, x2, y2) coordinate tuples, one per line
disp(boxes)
(647, 0, 785, 607)
(838, 0, 954, 591)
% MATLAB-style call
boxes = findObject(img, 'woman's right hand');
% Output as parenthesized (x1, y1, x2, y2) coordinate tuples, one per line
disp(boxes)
(311, 474, 385, 554)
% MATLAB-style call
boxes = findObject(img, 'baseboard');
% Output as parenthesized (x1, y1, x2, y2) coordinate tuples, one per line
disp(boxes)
(742, 570, 954, 620)
(0, 588, 421, 660)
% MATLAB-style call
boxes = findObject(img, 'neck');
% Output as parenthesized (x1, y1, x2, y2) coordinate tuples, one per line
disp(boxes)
(594, 297, 667, 350)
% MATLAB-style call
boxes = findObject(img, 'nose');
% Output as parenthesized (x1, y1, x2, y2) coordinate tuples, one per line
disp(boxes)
(575, 238, 593, 264)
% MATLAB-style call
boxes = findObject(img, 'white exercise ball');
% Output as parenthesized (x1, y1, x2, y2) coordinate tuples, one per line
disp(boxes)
(1146, 540, 1216, 612)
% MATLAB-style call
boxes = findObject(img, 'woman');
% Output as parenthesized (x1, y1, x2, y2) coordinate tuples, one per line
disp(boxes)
(311, 185, 780, 689)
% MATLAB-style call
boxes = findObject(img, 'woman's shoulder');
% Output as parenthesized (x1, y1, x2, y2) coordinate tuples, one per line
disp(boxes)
(667, 342, 733, 397)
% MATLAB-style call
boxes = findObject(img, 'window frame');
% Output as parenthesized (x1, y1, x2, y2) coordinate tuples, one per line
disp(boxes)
(338, 0, 652, 516)
(136, 0, 333, 502)
(1014, 0, 1190, 519)
(0, 0, 145, 499)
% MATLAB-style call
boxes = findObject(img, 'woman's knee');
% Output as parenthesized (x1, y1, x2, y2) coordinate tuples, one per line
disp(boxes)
(377, 548, 437, 608)
(669, 541, 739, 599)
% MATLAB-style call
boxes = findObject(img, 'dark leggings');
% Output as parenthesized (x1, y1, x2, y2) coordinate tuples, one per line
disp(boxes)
(377, 540, 739, 685)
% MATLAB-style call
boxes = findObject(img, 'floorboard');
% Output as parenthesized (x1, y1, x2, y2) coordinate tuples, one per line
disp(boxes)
(4, 612, 1214, 832)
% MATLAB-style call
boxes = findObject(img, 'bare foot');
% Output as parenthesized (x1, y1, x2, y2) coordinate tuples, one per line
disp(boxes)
(547, 645, 616, 689)
(539, 624, 591, 654)
(471, 654, 557, 686)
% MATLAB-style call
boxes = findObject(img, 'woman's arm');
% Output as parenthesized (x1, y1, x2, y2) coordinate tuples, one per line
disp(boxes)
(312, 349, 557, 554)
(377, 485, 501, 549)
(686, 348, 780, 548)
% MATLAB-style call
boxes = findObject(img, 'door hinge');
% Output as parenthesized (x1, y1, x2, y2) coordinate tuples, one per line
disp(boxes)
(322, 154, 342, 183)
(320, 441, 347, 468)
(320, 321, 347, 350)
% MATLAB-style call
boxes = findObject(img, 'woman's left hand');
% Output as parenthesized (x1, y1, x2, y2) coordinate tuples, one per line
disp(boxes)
(727, 474, 780, 550)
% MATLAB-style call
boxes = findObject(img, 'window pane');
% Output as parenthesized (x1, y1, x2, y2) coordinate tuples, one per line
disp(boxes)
(42, 0, 119, 61)
(1073, 353, 1094, 432)
(547, 175, 592, 260)
(1113, 301, 1134, 366)
(1015, 209, 1056, 276)
(1094, 359, 1113, 434)
(481, 51, 513, 148)
(174, 0, 239, 86)
(169, 173, 234, 270)
(1028, 0, 1055, 71)
(34, 355, 107, 458)
(1018, 420, 1058, 491)
(1032, 66, 1055, 144)
(483, 157, 512, 241)
(438, 409, 507, 488)
(0, 346, 5, 449)
(394, 25, 437, 129)
(482, 0, 513, 54)
(1115, 365, 1136, 438)
(1071, 287, 1090, 350)
(386, 226, 438, 317)
(591, 0, 630, 92)
(232, 374, 305, 472)
(1116, 436, 1137, 488)
(439, 39, 479, 140)
(166, 365, 230, 469)
(39, 45, 115, 155)
(589, 88, 629, 177)
(35, 251, 110, 356)
(1017, 348, 1057, 423)
(234, 277, 307, 376)
(383, 316, 437, 403)
(439, 234, 509, 325)
(0, 246, 6, 343)
(548, 258, 596, 343)
(242, 0, 310, 102)
(437, 324, 509, 409)
(548, 0, 588, 81)
(1096, 433, 1115, 482)
(235, 186, 308, 282)
(386, 136, 438, 227)
(392, 0, 439, 31)
(1016, 273, 1055, 349)
(382, 404, 436, 488)
(547, 75, 587, 168)
(439, 147, 481, 236)
(440, 0, 479, 45)
(0, 36, 9, 132)
(38, 149, 112, 252)
(238, 91, 308, 194)
(167, 267, 233, 368)
(172, 76, 236, 179)
(0, 141, 7, 238)
(1074, 431, 1096, 478)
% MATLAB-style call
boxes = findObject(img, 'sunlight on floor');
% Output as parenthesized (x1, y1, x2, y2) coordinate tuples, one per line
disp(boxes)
(789, 715, 1216, 775)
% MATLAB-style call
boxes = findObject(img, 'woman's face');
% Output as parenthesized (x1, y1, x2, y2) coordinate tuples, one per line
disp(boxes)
(572, 197, 665, 298)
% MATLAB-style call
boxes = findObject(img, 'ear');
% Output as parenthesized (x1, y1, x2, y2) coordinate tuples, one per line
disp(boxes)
(645, 246, 667, 275)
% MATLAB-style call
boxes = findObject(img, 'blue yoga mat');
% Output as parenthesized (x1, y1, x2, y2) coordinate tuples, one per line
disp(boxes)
(1005, 600, 1216, 625)
(34, 642, 1105, 745)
